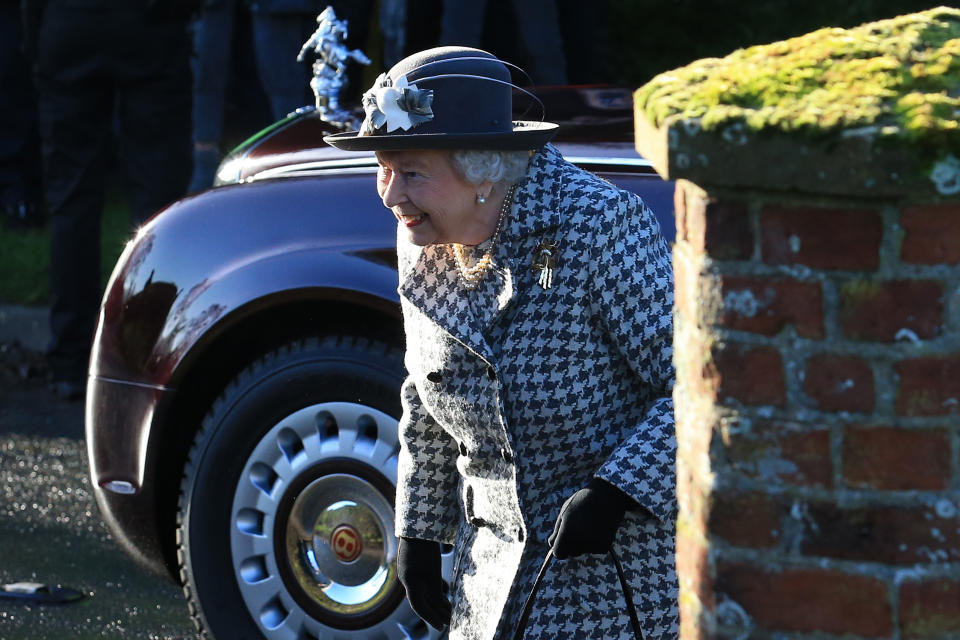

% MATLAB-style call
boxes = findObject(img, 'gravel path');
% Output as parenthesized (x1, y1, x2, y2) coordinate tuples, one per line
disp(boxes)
(0, 342, 200, 640)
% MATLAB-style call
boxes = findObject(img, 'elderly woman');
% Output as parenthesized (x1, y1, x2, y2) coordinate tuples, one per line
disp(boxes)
(325, 47, 678, 639)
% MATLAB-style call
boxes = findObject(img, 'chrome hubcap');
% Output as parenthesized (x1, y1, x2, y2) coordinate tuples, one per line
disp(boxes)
(230, 401, 442, 639)
(284, 474, 395, 608)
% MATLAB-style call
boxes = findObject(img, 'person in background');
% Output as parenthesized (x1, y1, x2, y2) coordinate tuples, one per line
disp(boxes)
(439, 0, 567, 85)
(189, 0, 376, 192)
(1, 0, 42, 229)
(325, 46, 678, 638)
(26, 0, 196, 399)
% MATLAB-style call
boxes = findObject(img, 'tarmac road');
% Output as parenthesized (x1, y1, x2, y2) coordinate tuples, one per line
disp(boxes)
(0, 340, 200, 640)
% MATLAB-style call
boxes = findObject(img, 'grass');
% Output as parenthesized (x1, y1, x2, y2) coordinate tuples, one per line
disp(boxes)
(0, 180, 134, 307)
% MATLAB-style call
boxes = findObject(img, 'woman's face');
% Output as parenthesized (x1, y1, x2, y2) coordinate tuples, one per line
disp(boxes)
(376, 150, 493, 247)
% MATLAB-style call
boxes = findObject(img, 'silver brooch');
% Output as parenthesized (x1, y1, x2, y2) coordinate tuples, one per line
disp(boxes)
(532, 239, 557, 289)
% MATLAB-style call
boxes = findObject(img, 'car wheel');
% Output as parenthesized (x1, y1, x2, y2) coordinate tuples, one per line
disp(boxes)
(178, 336, 445, 639)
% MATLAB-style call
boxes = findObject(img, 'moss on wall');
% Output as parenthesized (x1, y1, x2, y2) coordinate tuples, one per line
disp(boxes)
(636, 7, 960, 154)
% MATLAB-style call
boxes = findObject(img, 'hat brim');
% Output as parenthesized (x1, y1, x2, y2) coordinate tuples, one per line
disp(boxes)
(323, 121, 559, 151)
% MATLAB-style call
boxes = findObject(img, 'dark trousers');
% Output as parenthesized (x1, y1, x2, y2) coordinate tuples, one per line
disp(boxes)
(0, 3, 42, 213)
(439, 0, 568, 86)
(35, 4, 192, 380)
(190, 0, 315, 191)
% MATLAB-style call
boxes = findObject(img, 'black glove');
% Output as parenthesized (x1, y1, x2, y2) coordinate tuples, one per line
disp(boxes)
(548, 478, 636, 559)
(397, 537, 452, 630)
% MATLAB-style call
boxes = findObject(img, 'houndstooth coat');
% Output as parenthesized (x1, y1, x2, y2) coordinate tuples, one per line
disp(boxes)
(395, 144, 678, 639)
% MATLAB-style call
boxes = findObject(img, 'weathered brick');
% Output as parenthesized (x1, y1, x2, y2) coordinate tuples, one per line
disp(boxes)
(674, 242, 700, 323)
(803, 354, 875, 412)
(676, 525, 714, 627)
(674, 181, 698, 247)
(901, 204, 960, 265)
(761, 205, 881, 270)
(679, 185, 752, 260)
(711, 344, 786, 406)
(705, 200, 752, 260)
(724, 422, 832, 488)
(710, 491, 784, 548)
(777, 431, 833, 488)
(896, 356, 960, 416)
(674, 181, 690, 232)
(686, 357, 720, 403)
(900, 578, 960, 639)
(839, 279, 944, 341)
(842, 426, 951, 491)
(715, 562, 892, 636)
(677, 454, 711, 528)
(799, 503, 960, 565)
(720, 276, 824, 338)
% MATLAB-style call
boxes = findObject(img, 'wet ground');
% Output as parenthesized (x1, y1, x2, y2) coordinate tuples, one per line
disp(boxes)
(0, 341, 200, 640)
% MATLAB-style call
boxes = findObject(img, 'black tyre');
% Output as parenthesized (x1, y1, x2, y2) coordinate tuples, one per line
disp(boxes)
(177, 336, 439, 639)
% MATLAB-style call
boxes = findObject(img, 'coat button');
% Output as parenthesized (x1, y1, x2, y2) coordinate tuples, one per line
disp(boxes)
(426, 371, 442, 383)
(500, 448, 513, 463)
(459, 442, 468, 456)
(516, 529, 525, 542)
(486, 366, 496, 380)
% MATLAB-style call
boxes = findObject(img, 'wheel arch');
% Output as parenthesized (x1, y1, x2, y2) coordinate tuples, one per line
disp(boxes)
(150, 291, 405, 580)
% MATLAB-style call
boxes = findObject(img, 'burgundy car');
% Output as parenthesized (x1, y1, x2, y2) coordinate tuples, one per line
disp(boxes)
(85, 86, 674, 640)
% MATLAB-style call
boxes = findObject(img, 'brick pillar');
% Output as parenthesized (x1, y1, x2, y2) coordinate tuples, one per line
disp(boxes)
(636, 8, 960, 639)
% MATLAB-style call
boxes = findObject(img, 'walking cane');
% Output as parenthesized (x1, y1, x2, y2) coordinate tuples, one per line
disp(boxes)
(511, 547, 645, 640)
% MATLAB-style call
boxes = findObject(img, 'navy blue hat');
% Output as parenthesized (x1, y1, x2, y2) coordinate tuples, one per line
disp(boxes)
(324, 47, 558, 151)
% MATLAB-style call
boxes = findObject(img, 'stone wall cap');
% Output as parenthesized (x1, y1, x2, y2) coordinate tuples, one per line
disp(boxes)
(634, 7, 960, 198)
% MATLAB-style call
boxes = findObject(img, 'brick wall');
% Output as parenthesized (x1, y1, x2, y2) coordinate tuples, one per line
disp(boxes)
(634, 9, 960, 636)
(671, 182, 960, 638)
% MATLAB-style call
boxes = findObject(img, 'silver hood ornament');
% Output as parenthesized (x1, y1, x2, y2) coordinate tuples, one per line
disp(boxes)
(298, 6, 371, 127)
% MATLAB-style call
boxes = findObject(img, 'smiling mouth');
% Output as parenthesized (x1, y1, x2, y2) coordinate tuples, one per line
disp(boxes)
(397, 212, 426, 228)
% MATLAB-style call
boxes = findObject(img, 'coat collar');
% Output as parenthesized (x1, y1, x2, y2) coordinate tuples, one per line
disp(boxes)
(502, 143, 566, 241)
(398, 144, 568, 362)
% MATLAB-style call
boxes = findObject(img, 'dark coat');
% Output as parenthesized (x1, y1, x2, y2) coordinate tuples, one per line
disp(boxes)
(395, 144, 679, 639)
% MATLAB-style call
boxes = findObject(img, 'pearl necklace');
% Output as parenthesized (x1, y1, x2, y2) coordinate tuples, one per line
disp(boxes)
(453, 184, 517, 290)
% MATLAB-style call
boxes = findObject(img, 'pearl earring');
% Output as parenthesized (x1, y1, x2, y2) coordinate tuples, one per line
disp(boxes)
(476, 193, 487, 204)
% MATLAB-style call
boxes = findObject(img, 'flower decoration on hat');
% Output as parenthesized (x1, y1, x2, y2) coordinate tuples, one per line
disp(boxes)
(361, 73, 434, 134)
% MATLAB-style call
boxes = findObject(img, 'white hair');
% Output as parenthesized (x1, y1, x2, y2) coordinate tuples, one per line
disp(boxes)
(451, 150, 531, 185)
